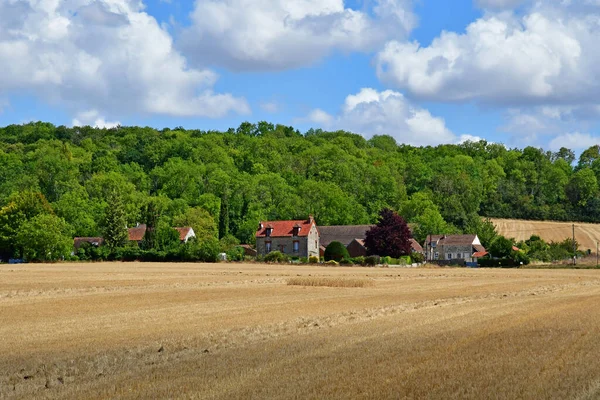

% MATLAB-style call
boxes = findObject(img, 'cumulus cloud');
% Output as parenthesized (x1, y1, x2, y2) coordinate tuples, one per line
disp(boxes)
(72, 110, 120, 129)
(549, 132, 600, 151)
(375, 3, 600, 109)
(305, 88, 456, 146)
(0, 0, 249, 122)
(180, 0, 416, 70)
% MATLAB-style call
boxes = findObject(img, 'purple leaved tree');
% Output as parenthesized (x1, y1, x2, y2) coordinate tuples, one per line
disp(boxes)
(365, 208, 412, 258)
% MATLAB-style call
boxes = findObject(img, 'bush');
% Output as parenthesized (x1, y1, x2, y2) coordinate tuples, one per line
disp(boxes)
(226, 246, 245, 262)
(324, 241, 350, 262)
(339, 258, 353, 265)
(364, 255, 379, 266)
(399, 255, 412, 265)
(121, 246, 141, 262)
(411, 252, 425, 263)
(308, 256, 320, 264)
(352, 256, 365, 266)
(195, 237, 221, 263)
(299, 257, 309, 264)
(325, 260, 339, 266)
(264, 251, 289, 263)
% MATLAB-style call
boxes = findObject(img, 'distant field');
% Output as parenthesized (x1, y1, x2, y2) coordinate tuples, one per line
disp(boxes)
(3, 263, 600, 399)
(491, 218, 600, 251)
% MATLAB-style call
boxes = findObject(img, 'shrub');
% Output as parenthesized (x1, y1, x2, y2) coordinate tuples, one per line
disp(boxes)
(325, 260, 339, 266)
(339, 258, 353, 265)
(121, 247, 141, 262)
(364, 255, 379, 266)
(264, 251, 289, 263)
(308, 256, 320, 264)
(195, 237, 221, 263)
(226, 246, 245, 262)
(411, 252, 425, 263)
(299, 257, 309, 264)
(351, 256, 365, 266)
(324, 241, 350, 262)
(399, 255, 412, 265)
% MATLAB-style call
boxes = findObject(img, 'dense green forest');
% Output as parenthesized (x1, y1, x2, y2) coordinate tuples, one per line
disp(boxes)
(1, 121, 600, 260)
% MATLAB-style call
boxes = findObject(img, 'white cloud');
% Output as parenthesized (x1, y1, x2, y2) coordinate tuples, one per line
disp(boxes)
(375, 4, 600, 108)
(260, 101, 279, 113)
(307, 109, 334, 126)
(457, 134, 483, 143)
(180, 0, 416, 70)
(475, 0, 527, 9)
(72, 110, 120, 129)
(305, 88, 456, 146)
(0, 0, 249, 122)
(549, 132, 600, 151)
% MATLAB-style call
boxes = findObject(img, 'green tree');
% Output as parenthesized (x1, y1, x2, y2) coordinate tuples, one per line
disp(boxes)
(489, 236, 514, 259)
(17, 214, 72, 262)
(324, 241, 350, 262)
(173, 207, 217, 241)
(101, 190, 128, 250)
(0, 191, 54, 260)
(566, 169, 598, 206)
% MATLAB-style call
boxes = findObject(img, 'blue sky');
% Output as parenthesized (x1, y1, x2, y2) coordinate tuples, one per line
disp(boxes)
(1, 0, 600, 151)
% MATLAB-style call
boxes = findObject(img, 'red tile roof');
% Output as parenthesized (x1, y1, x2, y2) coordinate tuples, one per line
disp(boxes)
(473, 251, 489, 258)
(175, 227, 193, 241)
(128, 224, 147, 241)
(256, 218, 315, 238)
(410, 238, 424, 253)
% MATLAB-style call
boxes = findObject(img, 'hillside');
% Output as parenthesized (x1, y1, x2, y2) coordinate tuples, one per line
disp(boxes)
(491, 218, 600, 252)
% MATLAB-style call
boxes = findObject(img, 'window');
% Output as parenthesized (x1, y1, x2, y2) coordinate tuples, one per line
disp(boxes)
(464, 253, 470, 259)
(457, 253, 462, 259)
(434, 252, 439, 260)
(265, 241, 272, 253)
(266, 228, 272, 237)
(447, 253, 452, 260)
(293, 241, 299, 253)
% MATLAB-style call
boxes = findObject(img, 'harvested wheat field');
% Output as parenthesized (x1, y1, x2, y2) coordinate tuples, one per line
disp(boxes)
(2, 263, 600, 399)
(492, 218, 600, 251)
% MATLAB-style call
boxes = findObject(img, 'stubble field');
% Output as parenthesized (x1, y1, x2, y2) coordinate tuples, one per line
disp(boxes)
(2, 262, 600, 399)
(491, 218, 600, 251)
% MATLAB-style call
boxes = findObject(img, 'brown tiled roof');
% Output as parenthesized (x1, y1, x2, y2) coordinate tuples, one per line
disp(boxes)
(256, 218, 315, 238)
(175, 227, 193, 241)
(473, 244, 486, 253)
(128, 224, 147, 241)
(437, 234, 478, 246)
(73, 237, 104, 249)
(319, 225, 374, 247)
(473, 251, 489, 258)
(410, 238, 424, 252)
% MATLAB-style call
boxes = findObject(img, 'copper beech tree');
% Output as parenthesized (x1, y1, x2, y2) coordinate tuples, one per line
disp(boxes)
(365, 208, 412, 258)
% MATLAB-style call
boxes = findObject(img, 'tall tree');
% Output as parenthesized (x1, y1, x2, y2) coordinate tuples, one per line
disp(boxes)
(101, 190, 128, 250)
(17, 214, 72, 262)
(365, 208, 412, 258)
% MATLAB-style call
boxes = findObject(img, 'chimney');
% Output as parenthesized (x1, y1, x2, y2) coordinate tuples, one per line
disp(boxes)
(308, 214, 314, 223)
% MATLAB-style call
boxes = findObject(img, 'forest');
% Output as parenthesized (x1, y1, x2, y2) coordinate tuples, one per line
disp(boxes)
(1, 121, 599, 261)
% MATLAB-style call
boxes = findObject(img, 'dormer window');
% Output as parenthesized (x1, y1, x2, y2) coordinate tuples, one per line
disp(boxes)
(266, 227, 272, 237)
(293, 224, 301, 237)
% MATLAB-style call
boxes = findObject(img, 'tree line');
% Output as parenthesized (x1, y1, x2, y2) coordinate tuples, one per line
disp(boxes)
(1, 121, 599, 261)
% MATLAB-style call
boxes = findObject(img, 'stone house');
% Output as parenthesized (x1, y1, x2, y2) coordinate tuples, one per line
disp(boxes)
(424, 234, 486, 263)
(255, 216, 320, 258)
